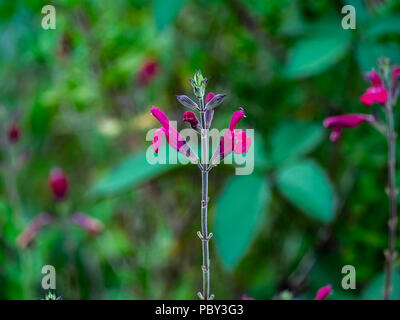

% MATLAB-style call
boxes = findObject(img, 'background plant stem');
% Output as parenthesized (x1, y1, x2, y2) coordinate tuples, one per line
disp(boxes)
(384, 96, 398, 300)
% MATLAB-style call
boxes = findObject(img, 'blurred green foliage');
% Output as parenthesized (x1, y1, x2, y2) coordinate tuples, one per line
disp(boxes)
(0, 0, 400, 300)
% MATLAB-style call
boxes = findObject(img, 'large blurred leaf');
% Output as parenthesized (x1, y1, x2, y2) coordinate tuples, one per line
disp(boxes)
(365, 15, 400, 39)
(215, 175, 270, 269)
(356, 41, 400, 70)
(276, 160, 336, 223)
(285, 32, 351, 78)
(89, 151, 176, 196)
(269, 121, 324, 166)
(154, 0, 187, 31)
(362, 270, 400, 300)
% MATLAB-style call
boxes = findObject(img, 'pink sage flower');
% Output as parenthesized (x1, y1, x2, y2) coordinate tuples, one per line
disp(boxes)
(323, 113, 374, 142)
(211, 108, 252, 164)
(365, 69, 382, 87)
(314, 284, 332, 300)
(151, 107, 199, 163)
(233, 130, 252, 154)
(361, 87, 388, 106)
(361, 69, 388, 106)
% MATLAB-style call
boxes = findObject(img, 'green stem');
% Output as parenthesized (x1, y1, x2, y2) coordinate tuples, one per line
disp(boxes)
(384, 96, 398, 300)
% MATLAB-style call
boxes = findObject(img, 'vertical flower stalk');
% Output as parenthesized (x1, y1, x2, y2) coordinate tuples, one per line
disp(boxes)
(323, 58, 400, 299)
(152, 71, 251, 299)
(383, 61, 399, 300)
(198, 90, 212, 300)
(189, 70, 214, 300)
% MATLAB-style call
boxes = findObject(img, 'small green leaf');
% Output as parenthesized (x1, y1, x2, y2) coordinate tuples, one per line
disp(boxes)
(89, 151, 177, 196)
(362, 270, 400, 300)
(270, 121, 324, 166)
(276, 160, 336, 223)
(215, 175, 270, 269)
(285, 32, 350, 78)
(154, 0, 187, 31)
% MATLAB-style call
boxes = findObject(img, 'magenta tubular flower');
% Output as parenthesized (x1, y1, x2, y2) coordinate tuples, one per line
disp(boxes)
(152, 127, 166, 154)
(211, 108, 252, 164)
(183, 111, 200, 130)
(229, 108, 245, 131)
(151, 107, 199, 163)
(72, 213, 104, 234)
(361, 69, 388, 106)
(151, 106, 184, 151)
(323, 113, 374, 142)
(8, 123, 21, 144)
(233, 130, 252, 154)
(49, 168, 69, 201)
(17, 213, 54, 248)
(365, 69, 383, 87)
(361, 86, 388, 106)
(241, 295, 255, 300)
(314, 285, 332, 300)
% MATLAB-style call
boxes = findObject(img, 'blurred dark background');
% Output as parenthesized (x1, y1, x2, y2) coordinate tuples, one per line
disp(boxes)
(0, 0, 400, 299)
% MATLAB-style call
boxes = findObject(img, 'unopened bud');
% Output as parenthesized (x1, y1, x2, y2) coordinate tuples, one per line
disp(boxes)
(183, 111, 200, 130)
(49, 168, 69, 201)
(8, 123, 21, 144)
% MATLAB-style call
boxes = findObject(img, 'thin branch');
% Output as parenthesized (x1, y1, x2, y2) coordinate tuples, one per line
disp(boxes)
(384, 95, 398, 300)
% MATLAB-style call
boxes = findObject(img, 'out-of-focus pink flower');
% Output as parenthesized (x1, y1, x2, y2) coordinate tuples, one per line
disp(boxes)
(211, 108, 252, 164)
(206, 92, 215, 104)
(314, 285, 332, 300)
(49, 168, 69, 201)
(392, 66, 400, 82)
(242, 295, 255, 300)
(151, 107, 199, 163)
(183, 111, 200, 130)
(365, 69, 383, 87)
(323, 113, 374, 142)
(8, 123, 21, 144)
(137, 59, 159, 86)
(361, 69, 388, 106)
(72, 213, 104, 235)
(361, 86, 388, 106)
(17, 213, 54, 248)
